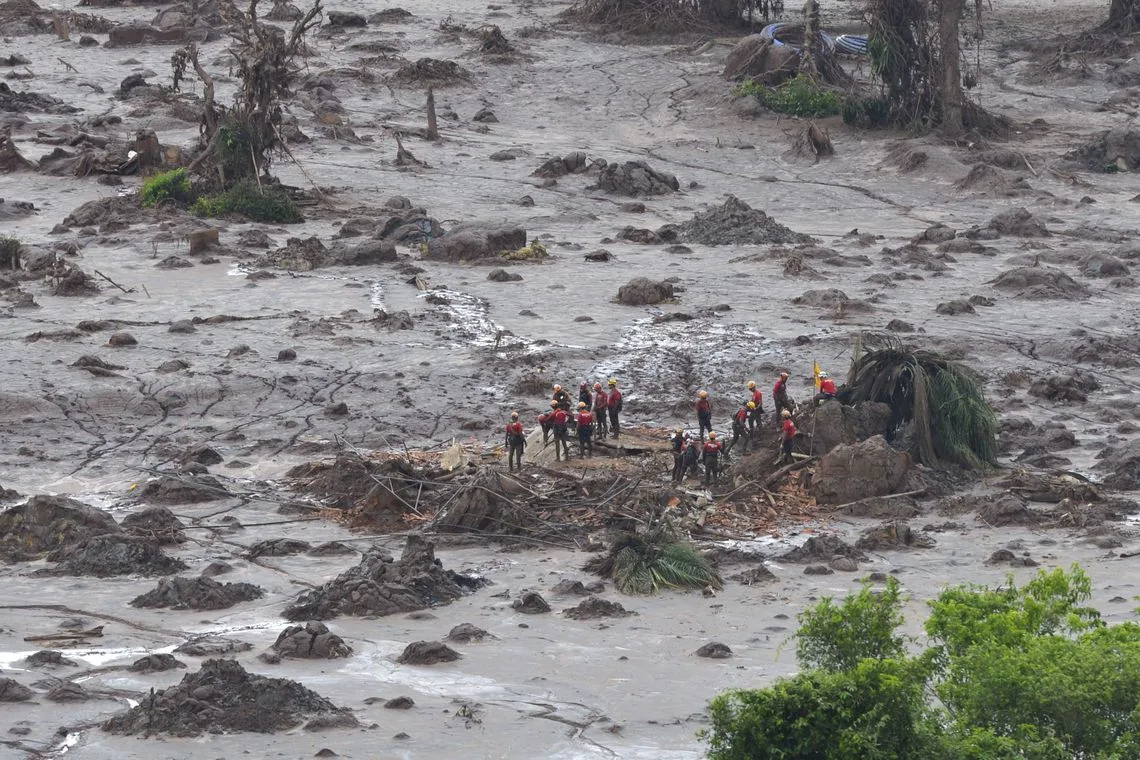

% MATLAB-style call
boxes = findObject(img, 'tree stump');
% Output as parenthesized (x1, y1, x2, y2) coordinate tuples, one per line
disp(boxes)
(133, 129, 163, 172)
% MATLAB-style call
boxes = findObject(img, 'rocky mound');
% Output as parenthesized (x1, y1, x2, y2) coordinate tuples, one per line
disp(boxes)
(391, 57, 471, 87)
(283, 534, 469, 621)
(245, 538, 311, 558)
(855, 521, 936, 551)
(287, 454, 426, 531)
(140, 474, 228, 504)
(256, 236, 399, 270)
(779, 534, 868, 564)
(120, 506, 186, 544)
(447, 623, 493, 643)
(42, 534, 187, 577)
(990, 266, 1089, 299)
(663, 196, 811, 246)
(0, 494, 120, 561)
(397, 641, 460, 665)
(0, 677, 34, 702)
(810, 436, 911, 505)
(978, 494, 1042, 526)
(616, 277, 675, 306)
(1029, 371, 1100, 402)
(130, 576, 264, 610)
(130, 654, 186, 673)
(1095, 441, 1140, 490)
(424, 223, 526, 263)
(102, 659, 357, 736)
(986, 207, 1050, 237)
(562, 596, 635, 620)
(596, 160, 678, 196)
(267, 621, 352, 660)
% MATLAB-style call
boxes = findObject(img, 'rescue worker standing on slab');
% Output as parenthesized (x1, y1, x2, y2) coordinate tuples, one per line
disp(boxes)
(696, 390, 712, 441)
(592, 382, 609, 440)
(703, 431, 723, 485)
(747, 380, 764, 434)
(552, 384, 571, 412)
(814, 371, 838, 405)
(552, 403, 571, 461)
(773, 372, 795, 426)
(575, 402, 594, 457)
(505, 411, 526, 471)
(729, 401, 752, 455)
(680, 433, 700, 481)
(538, 402, 556, 445)
(578, 382, 592, 410)
(669, 428, 685, 483)
(607, 378, 623, 438)
(780, 409, 797, 464)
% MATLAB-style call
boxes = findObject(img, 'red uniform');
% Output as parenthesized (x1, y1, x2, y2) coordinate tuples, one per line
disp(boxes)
(773, 378, 788, 400)
(594, 389, 609, 411)
(607, 388, 623, 438)
(506, 421, 524, 439)
(553, 409, 569, 427)
(703, 440, 722, 455)
(734, 408, 748, 424)
(576, 410, 594, 429)
(751, 388, 764, 408)
(819, 378, 837, 396)
(782, 418, 797, 440)
(696, 398, 711, 414)
(506, 420, 526, 471)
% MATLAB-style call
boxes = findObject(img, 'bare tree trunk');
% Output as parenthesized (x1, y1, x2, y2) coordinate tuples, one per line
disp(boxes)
(800, 0, 821, 78)
(939, 0, 965, 138)
(425, 87, 439, 141)
(1107, 0, 1139, 29)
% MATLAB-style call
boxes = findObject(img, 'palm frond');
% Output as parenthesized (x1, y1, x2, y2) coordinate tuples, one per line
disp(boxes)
(587, 531, 721, 595)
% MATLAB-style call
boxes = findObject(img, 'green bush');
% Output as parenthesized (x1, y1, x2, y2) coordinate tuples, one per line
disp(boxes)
(737, 74, 843, 119)
(191, 181, 302, 224)
(140, 168, 192, 208)
(0, 236, 21, 269)
(843, 96, 891, 128)
(705, 566, 1140, 760)
(585, 529, 722, 595)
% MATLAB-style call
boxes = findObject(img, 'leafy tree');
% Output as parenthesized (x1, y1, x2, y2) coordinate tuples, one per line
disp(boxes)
(795, 576, 907, 671)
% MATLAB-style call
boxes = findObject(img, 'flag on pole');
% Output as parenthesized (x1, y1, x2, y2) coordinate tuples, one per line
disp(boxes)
(813, 360, 822, 390)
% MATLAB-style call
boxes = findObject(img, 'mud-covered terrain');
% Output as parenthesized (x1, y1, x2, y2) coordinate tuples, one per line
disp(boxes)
(2, 0, 1140, 755)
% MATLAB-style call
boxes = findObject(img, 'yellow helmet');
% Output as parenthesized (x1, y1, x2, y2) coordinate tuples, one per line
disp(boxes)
(747, 380, 756, 389)
(608, 378, 617, 386)
(578, 401, 587, 409)
(698, 390, 708, 398)
(708, 431, 717, 439)
(747, 401, 756, 410)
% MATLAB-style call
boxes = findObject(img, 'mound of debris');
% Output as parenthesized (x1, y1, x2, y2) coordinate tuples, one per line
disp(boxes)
(978, 493, 1043, 526)
(102, 659, 357, 736)
(779, 534, 868, 564)
(265, 621, 352, 661)
(811, 436, 911, 505)
(791, 288, 873, 314)
(130, 576, 264, 610)
(1079, 252, 1129, 278)
(332, 199, 440, 244)
(855, 521, 935, 551)
(283, 534, 471, 621)
(0, 678, 34, 702)
(989, 266, 1089, 299)
(256, 235, 399, 270)
(287, 453, 426, 531)
(130, 654, 186, 673)
(245, 538, 311, 558)
(1066, 126, 1140, 172)
(0, 494, 120, 561)
(806, 400, 893, 456)
(596, 160, 678, 196)
(1029, 371, 1100, 402)
(397, 640, 460, 665)
(533, 151, 594, 178)
(1095, 441, 1140, 490)
(424, 223, 526, 263)
(615, 277, 675, 306)
(42, 535, 187, 577)
(562, 596, 635, 620)
(722, 34, 799, 83)
(391, 57, 470, 87)
(434, 467, 538, 535)
(984, 207, 1050, 237)
(140, 474, 228, 504)
(120, 506, 186, 544)
(661, 196, 811, 246)
(447, 623, 493, 643)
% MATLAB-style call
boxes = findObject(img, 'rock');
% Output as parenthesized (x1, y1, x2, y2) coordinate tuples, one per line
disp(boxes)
(424, 223, 526, 262)
(810, 436, 911, 505)
(107, 331, 137, 347)
(308, 541, 355, 557)
(990, 266, 1089, 299)
(131, 576, 264, 610)
(829, 557, 859, 572)
(935, 299, 976, 315)
(0, 494, 120, 561)
(472, 107, 497, 122)
(26, 649, 77, 667)
(283, 535, 471, 621)
(533, 151, 590, 178)
(616, 277, 674, 306)
(804, 564, 834, 575)
(384, 696, 415, 709)
(986, 207, 1049, 236)
(42, 534, 187, 577)
(188, 228, 218, 254)
(1029, 371, 1099, 402)
(47, 682, 90, 702)
(978, 494, 1042, 526)
(665, 195, 810, 246)
(722, 34, 799, 83)
(562, 596, 635, 620)
(511, 590, 551, 614)
(103, 659, 356, 736)
(885, 318, 914, 332)
(694, 642, 732, 659)
(918, 223, 957, 243)
(271, 621, 353, 659)
(1078, 252, 1129, 278)
(0, 678, 34, 702)
(332, 239, 398, 265)
(728, 566, 778, 584)
(596, 160, 679, 196)
(1094, 441, 1140, 490)
(278, 348, 297, 361)
(157, 359, 190, 373)
(157, 255, 192, 269)
(855, 521, 936, 551)
(174, 636, 253, 657)
(324, 401, 349, 416)
(169, 319, 196, 334)
(550, 579, 590, 596)
(326, 10, 366, 26)
(245, 538, 311, 558)
(140, 474, 227, 504)
(396, 641, 461, 665)
(130, 654, 186, 673)
(120, 506, 186, 544)
(780, 534, 868, 564)
(487, 268, 522, 282)
(447, 623, 492, 643)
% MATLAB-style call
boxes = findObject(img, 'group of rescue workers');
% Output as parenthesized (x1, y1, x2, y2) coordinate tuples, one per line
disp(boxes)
(503, 370, 841, 487)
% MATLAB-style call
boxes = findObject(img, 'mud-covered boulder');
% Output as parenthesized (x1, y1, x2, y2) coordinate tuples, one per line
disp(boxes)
(130, 654, 186, 673)
(616, 277, 674, 305)
(0, 677, 34, 702)
(986, 207, 1049, 237)
(424, 223, 526, 262)
(140, 474, 228, 504)
(447, 623, 493, 643)
(120, 506, 186, 544)
(245, 538, 311, 558)
(26, 650, 76, 667)
(695, 642, 733, 659)
(282, 534, 468, 621)
(396, 641, 460, 665)
(174, 635, 253, 657)
(990, 266, 1088, 299)
(663, 195, 811, 246)
(269, 621, 352, 659)
(102, 659, 357, 736)
(0, 494, 120, 561)
(596, 160, 679, 196)
(1095, 441, 1140, 490)
(811, 436, 911, 505)
(562, 596, 635, 620)
(533, 151, 591, 178)
(130, 576, 264, 610)
(978, 493, 1042, 526)
(1079, 252, 1129, 278)
(42, 534, 187, 577)
(779, 534, 868, 563)
(729, 565, 778, 584)
(855, 521, 936, 551)
(511, 590, 551, 614)
(1029, 371, 1100, 402)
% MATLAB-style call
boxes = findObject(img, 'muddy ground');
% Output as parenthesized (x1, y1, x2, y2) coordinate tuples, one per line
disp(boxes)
(2, 0, 1140, 755)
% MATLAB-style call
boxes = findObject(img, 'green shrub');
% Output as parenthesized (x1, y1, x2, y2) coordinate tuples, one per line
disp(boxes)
(737, 74, 843, 119)
(585, 529, 722, 595)
(842, 96, 891, 128)
(140, 168, 192, 208)
(796, 576, 907, 671)
(191, 181, 302, 224)
(0, 236, 21, 269)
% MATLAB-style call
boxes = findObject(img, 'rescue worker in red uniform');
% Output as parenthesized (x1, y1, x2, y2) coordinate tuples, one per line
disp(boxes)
(552, 384, 571, 412)
(669, 427, 685, 483)
(746, 380, 764, 434)
(504, 411, 526, 471)
(780, 409, 797, 464)
(696, 390, 712, 441)
(578, 382, 593, 410)
(538, 402, 556, 445)
(592, 382, 609, 440)
(773, 372, 795, 427)
(552, 404, 571, 461)
(680, 433, 700, 481)
(814, 371, 838, 405)
(728, 402, 753, 455)
(575, 402, 594, 457)
(702, 431, 723, 485)
(607, 378, 623, 438)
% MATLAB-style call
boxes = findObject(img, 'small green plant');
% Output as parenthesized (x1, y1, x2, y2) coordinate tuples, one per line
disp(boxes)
(737, 74, 842, 119)
(191, 181, 302, 224)
(0, 235, 21, 269)
(585, 527, 722, 595)
(140, 168, 192, 208)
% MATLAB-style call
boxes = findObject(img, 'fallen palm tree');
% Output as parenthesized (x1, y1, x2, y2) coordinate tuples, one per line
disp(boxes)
(838, 334, 997, 469)
(585, 521, 722, 595)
